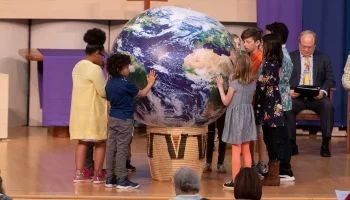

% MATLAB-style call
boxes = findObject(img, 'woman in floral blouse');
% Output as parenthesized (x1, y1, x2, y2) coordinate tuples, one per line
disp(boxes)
(254, 33, 284, 186)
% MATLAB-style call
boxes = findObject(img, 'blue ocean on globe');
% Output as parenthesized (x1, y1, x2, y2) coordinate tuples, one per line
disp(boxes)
(112, 6, 235, 127)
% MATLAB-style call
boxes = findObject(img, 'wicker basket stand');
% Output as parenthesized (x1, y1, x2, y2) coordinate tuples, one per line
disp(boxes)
(146, 126, 208, 181)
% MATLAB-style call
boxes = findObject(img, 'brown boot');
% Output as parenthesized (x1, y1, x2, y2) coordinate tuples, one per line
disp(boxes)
(262, 161, 280, 186)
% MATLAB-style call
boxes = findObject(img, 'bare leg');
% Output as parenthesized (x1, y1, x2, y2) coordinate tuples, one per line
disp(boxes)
(249, 141, 255, 165)
(231, 144, 242, 180)
(75, 140, 89, 170)
(242, 142, 252, 168)
(94, 141, 106, 172)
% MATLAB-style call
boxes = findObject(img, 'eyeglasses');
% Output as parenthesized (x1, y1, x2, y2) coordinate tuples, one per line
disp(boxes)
(299, 44, 315, 50)
(98, 52, 105, 58)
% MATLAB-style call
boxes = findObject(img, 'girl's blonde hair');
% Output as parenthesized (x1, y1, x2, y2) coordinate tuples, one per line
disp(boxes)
(232, 54, 254, 85)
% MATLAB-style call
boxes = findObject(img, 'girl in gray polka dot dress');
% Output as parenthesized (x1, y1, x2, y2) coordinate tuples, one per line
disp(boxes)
(216, 54, 257, 188)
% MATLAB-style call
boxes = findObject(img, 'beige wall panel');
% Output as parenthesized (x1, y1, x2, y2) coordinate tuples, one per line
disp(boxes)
(0, 73, 9, 138)
(0, 20, 29, 127)
(0, 0, 256, 22)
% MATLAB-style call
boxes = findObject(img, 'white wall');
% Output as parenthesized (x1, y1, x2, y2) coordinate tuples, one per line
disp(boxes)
(0, 20, 29, 127)
(29, 20, 109, 126)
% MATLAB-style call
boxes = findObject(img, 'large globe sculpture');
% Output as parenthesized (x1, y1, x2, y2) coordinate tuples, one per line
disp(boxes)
(112, 6, 235, 128)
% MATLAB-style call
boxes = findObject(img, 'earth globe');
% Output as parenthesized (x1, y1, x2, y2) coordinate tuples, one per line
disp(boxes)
(112, 6, 235, 127)
(112, 6, 236, 181)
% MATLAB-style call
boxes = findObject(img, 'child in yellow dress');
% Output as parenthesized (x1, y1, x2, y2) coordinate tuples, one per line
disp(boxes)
(70, 28, 107, 184)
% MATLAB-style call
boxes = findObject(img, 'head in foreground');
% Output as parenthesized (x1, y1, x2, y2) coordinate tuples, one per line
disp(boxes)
(173, 167, 201, 196)
(234, 168, 262, 200)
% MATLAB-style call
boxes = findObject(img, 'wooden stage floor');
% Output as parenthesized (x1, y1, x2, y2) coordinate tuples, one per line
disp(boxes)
(0, 127, 349, 200)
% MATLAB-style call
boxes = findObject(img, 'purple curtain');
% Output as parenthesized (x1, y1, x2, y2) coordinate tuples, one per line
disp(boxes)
(257, 0, 303, 52)
(38, 49, 107, 126)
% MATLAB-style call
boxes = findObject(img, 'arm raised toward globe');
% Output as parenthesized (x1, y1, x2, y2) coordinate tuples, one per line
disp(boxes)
(217, 75, 234, 106)
(137, 70, 158, 97)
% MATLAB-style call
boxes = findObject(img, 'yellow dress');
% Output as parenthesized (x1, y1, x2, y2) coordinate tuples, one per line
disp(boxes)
(69, 60, 107, 141)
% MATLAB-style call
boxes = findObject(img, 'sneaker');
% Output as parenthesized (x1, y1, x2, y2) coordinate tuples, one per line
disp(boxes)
(279, 169, 295, 182)
(223, 180, 234, 189)
(73, 170, 92, 183)
(256, 162, 268, 175)
(217, 164, 226, 173)
(86, 168, 107, 178)
(105, 176, 118, 187)
(84, 168, 93, 179)
(116, 177, 140, 189)
(93, 171, 106, 184)
(203, 163, 212, 173)
(126, 161, 136, 172)
(252, 162, 257, 168)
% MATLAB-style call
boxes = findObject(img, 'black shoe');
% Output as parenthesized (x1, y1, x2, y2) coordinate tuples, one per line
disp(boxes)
(279, 169, 295, 182)
(320, 145, 331, 157)
(291, 143, 299, 156)
(223, 180, 234, 189)
(126, 161, 136, 172)
(116, 177, 140, 189)
(105, 176, 117, 188)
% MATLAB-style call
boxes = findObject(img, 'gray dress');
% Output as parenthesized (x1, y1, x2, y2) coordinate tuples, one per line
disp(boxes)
(222, 80, 257, 144)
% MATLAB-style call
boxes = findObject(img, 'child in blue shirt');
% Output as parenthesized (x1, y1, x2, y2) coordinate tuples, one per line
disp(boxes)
(105, 53, 157, 189)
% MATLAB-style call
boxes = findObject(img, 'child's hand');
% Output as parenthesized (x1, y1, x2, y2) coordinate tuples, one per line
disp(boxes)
(216, 75, 224, 88)
(229, 74, 233, 81)
(147, 70, 158, 85)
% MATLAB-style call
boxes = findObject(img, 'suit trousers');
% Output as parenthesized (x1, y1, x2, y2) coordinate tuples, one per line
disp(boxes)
(286, 97, 334, 143)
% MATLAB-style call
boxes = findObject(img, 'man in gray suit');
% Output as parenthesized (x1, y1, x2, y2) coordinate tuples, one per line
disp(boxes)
(288, 30, 335, 157)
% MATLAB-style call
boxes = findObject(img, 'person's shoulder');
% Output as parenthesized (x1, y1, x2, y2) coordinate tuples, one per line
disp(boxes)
(289, 50, 300, 57)
(313, 50, 330, 60)
(0, 194, 13, 200)
(256, 49, 263, 60)
(246, 80, 256, 89)
(282, 48, 292, 60)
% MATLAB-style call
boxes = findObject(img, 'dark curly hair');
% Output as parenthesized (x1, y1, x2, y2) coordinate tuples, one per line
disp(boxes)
(83, 28, 106, 55)
(106, 53, 132, 77)
(266, 22, 289, 44)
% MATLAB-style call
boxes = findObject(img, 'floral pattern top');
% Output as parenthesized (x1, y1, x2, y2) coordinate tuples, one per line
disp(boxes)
(342, 55, 350, 89)
(255, 60, 284, 127)
(257, 45, 293, 111)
